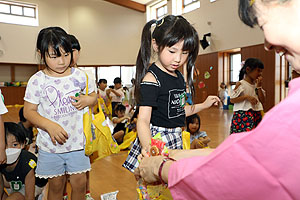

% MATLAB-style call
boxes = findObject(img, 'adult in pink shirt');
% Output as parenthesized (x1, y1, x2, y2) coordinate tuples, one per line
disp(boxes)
(137, 0, 300, 199)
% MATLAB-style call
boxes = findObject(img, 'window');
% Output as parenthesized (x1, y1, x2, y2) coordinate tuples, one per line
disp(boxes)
(0, 0, 38, 26)
(97, 66, 136, 87)
(182, 0, 200, 14)
(146, 0, 167, 21)
(229, 53, 242, 84)
(156, 4, 167, 19)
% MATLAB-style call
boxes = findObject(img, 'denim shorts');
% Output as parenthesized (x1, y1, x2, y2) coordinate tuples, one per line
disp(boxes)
(35, 149, 91, 179)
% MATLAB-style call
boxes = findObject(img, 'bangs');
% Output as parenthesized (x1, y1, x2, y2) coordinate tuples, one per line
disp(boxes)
(155, 16, 199, 53)
(44, 35, 71, 57)
(37, 27, 72, 59)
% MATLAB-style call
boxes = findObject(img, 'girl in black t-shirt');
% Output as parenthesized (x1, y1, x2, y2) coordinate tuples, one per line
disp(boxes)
(0, 122, 47, 200)
(123, 15, 220, 173)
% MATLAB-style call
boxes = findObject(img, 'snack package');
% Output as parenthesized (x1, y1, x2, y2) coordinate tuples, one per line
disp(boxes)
(137, 133, 173, 200)
(100, 190, 119, 200)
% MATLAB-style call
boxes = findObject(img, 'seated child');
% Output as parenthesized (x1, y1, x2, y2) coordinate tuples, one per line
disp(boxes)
(112, 104, 130, 145)
(186, 114, 211, 149)
(119, 107, 139, 150)
(0, 122, 47, 200)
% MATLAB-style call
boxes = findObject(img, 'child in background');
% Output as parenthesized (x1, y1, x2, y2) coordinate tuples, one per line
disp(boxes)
(108, 77, 124, 116)
(186, 114, 211, 149)
(129, 78, 136, 113)
(119, 107, 139, 150)
(18, 107, 34, 146)
(123, 15, 219, 173)
(23, 27, 97, 200)
(230, 58, 265, 134)
(0, 89, 8, 164)
(98, 79, 112, 118)
(0, 122, 47, 200)
(218, 82, 228, 107)
(112, 104, 130, 145)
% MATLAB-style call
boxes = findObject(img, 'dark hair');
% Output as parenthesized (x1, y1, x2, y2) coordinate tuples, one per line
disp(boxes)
(114, 77, 122, 84)
(135, 15, 199, 103)
(238, 0, 258, 27)
(239, 58, 264, 81)
(114, 104, 126, 113)
(186, 114, 201, 133)
(238, 0, 289, 27)
(36, 27, 73, 68)
(130, 107, 139, 122)
(4, 122, 27, 145)
(69, 34, 81, 51)
(19, 107, 26, 122)
(98, 79, 107, 84)
(220, 82, 227, 89)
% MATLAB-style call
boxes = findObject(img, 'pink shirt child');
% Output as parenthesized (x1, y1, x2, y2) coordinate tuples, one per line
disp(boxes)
(168, 77, 300, 200)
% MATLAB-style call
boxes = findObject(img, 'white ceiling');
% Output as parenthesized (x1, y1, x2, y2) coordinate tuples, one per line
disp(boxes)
(131, 0, 153, 5)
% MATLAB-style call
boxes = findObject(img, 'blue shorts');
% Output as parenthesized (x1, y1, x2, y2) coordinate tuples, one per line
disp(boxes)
(35, 149, 91, 179)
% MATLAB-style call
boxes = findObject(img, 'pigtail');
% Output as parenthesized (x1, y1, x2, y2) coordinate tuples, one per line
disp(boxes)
(185, 26, 199, 97)
(135, 19, 157, 104)
(239, 61, 247, 81)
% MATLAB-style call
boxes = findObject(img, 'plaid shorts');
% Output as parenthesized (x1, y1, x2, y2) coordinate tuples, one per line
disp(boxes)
(122, 124, 183, 173)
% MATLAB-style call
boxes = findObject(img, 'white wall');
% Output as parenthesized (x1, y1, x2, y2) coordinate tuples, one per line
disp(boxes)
(0, 0, 145, 65)
(0, 0, 264, 65)
(68, 0, 146, 65)
(0, 0, 70, 64)
(183, 0, 264, 54)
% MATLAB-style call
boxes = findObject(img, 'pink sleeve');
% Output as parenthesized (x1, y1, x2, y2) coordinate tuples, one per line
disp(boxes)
(168, 92, 300, 200)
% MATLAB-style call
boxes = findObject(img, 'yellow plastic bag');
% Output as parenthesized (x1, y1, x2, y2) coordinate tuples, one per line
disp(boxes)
(182, 131, 191, 150)
(82, 71, 102, 156)
(92, 105, 120, 160)
(119, 130, 137, 150)
(83, 72, 119, 157)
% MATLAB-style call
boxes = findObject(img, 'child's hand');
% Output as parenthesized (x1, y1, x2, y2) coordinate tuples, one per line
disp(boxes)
(46, 122, 69, 145)
(0, 149, 7, 164)
(125, 116, 131, 121)
(247, 96, 258, 106)
(256, 76, 263, 87)
(138, 156, 165, 183)
(141, 147, 150, 157)
(70, 94, 91, 110)
(203, 96, 220, 109)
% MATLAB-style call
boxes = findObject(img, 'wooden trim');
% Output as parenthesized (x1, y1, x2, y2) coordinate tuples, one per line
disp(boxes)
(104, 0, 146, 12)
(10, 65, 15, 82)
(0, 62, 39, 67)
(0, 63, 135, 68)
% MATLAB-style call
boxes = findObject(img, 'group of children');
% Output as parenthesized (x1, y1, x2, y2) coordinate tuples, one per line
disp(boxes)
(0, 13, 266, 200)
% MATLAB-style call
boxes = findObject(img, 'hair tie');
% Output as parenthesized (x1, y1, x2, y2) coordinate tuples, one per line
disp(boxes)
(156, 18, 164, 27)
(241, 61, 245, 68)
(250, 0, 255, 6)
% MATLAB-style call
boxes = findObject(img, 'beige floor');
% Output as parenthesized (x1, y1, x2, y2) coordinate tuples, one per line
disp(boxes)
(2, 106, 233, 200)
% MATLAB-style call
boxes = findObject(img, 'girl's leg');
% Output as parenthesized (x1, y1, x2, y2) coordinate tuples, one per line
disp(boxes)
(63, 175, 69, 199)
(0, 191, 8, 200)
(69, 173, 87, 200)
(5, 192, 24, 200)
(85, 172, 94, 200)
(113, 130, 124, 144)
(47, 175, 66, 200)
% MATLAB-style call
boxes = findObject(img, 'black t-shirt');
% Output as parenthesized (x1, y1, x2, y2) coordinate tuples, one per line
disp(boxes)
(140, 63, 186, 128)
(0, 150, 47, 190)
